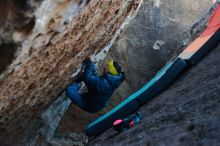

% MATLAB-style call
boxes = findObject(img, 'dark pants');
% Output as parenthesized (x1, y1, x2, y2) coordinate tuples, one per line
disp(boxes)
(66, 83, 99, 113)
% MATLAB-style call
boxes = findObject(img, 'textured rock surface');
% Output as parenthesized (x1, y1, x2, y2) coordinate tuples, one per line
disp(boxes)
(0, 0, 218, 145)
(0, 0, 40, 43)
(59, 0, 212, 133)
(0, 0, 40, 73)
(33, 92, 88, 146)
(0, 0, 141, 145)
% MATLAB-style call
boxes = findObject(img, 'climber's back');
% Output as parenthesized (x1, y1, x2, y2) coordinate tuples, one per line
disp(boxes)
(66, 60, 125, 113)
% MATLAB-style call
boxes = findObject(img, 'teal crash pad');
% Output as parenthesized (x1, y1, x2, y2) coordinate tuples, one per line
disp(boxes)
(85, 57, 187, 137)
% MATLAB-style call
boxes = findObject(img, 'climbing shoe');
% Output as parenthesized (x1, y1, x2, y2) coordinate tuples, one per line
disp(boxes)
(112, 112, 142, 133)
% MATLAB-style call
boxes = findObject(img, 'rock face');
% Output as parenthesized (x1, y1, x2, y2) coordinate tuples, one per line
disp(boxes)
(0, 0, 141, 145)
(0, 0, 217, 145)
(103, 0, 213, 104)
(59, 0, 212, 133)
(0, 0, 41, 73)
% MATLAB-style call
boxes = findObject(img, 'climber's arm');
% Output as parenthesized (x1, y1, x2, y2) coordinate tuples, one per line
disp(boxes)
(83, 60, 100, 87)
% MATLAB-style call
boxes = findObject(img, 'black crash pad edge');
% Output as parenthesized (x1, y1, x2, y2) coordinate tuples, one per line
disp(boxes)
(188, 28, 220, 65)
(136, 58, 187, 104)
(85, 100, 140, 137)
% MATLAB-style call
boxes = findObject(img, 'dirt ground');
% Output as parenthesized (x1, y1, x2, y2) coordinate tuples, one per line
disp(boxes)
(89, 43, 220, 146)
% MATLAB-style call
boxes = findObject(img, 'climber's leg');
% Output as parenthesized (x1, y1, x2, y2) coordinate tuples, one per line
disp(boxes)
(73, 92, 101, 113)
(80, 93, 102, 113)
(66, 83, 98, 113)
(66, 83, 85, 108)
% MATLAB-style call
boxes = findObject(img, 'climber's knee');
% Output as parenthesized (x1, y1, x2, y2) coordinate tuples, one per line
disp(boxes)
(66, 83, 80, 99)
(67, 83, 80, 92)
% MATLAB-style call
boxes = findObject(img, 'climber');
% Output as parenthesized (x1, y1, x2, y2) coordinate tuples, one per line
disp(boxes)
(66, 58, 125, 113)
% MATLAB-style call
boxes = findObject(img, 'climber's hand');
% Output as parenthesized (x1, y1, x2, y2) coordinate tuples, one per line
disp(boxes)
(121, 72, 126, 81)
(103, 67, 107, 74)
(83, 57, 92, 65)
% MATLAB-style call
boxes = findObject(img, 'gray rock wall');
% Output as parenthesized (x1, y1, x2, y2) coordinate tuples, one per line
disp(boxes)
(101, 0, 212, 109)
